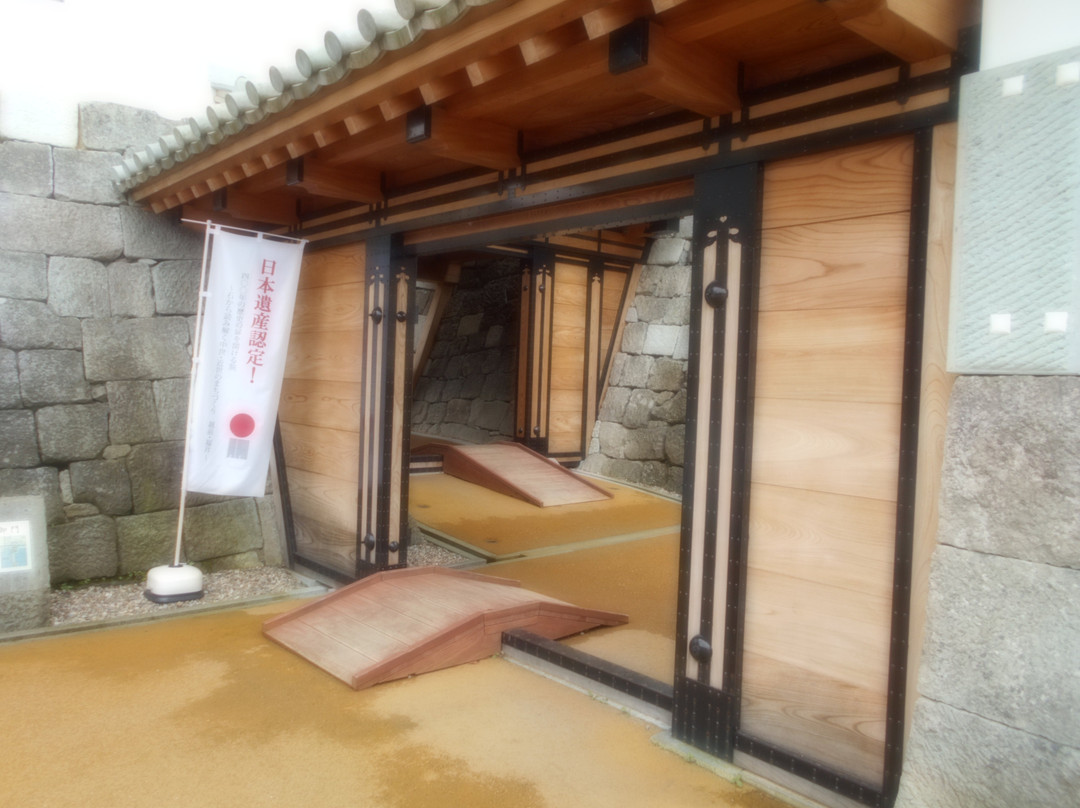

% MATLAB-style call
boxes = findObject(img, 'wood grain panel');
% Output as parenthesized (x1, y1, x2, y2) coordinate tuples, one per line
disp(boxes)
(287, 467, 358, 539)
(753, 307, 906, 403)
(740, 651, 887, 784)
(742, 568, 892, 691)
(747, 483, 895, 598)
(290, 283, 365, 333)
(284, 328, 364, 383)
(280, 421, 360, 484)
(758, 213, 910, 311)
(761, 137, 913, 230)
(750, 398, 901, 501)
(278, 378, 362, 432)
(297, 244, 365, 290)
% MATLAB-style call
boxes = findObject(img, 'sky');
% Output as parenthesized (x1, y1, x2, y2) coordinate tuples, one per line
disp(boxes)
(0, 0, 386, 142)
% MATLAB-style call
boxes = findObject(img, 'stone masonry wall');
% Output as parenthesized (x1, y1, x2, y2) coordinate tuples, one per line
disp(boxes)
(412, 259, 518, 443)
(897, 376, 1080, 807)
(578, 222, 692, 495)
(0, 103, 284, 586)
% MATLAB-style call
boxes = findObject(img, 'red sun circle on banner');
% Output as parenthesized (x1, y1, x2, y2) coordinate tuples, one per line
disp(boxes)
(230, 413, 256, 438)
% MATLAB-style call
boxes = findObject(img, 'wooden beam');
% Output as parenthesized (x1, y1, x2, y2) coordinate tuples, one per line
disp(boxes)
(131, 0, 620, 206)
(519, 21, 587, 65)
(465, 49, 525, 86)
(319, 118, 407, 166)
(582, 0, 654, 40)
(212, 188, 298, 225)
(286, 156, 383, 202)
(659, 0, 806, 43)
(825, 0, 962, 61)
(419, 70, 473, 105)
(406, 106, 519, 171)
(610, 20, 740, 117)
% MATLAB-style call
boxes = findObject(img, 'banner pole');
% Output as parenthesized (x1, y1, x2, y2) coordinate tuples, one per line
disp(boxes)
(172, 220, 215, 567)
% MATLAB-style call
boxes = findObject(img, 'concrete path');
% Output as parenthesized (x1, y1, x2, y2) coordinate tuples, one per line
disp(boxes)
(0, 600, 787, 808)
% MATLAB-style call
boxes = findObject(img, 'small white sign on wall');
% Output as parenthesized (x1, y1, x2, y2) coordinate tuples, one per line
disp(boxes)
(0, 520, 32, 573)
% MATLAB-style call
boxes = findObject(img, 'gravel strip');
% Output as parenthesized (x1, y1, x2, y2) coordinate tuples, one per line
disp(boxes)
(48, 538, 475, 628)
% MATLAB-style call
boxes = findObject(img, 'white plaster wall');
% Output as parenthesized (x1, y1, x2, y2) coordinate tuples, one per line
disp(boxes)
(982, 0, 1080, 69)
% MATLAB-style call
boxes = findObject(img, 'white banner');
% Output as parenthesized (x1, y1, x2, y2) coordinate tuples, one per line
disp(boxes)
(185, 227, 305, 497)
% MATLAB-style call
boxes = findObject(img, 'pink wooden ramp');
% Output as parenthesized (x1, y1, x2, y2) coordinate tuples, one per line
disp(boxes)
(412, 441, 614, 507)
(263, 567, 627, 690)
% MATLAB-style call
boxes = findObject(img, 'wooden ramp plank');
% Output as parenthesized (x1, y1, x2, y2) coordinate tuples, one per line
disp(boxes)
(264, 567, 627, 690)
(412, 441, 614, 507)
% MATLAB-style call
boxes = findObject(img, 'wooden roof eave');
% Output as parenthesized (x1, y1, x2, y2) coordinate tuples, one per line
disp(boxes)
(132, 0, 970, 219)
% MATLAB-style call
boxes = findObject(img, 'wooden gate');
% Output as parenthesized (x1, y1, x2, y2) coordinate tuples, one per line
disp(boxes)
(278, 237, 414, 580)
(673, 136, 927, 808)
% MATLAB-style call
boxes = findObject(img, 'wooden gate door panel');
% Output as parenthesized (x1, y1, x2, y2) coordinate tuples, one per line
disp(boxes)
(675, 136, 921, 807)
(280, 245, 366, 577)
(279, 239, 414, 581)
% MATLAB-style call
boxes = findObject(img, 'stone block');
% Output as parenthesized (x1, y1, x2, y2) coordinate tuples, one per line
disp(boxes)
(480, 373, 512, 402)
(0, 410, 39, 468)
(446, 399, 471, 424)
(666, 465, 683, 494)
(107, 260, 155, 317)
(116, 509, 177, 573)
(598, 387, 630, 422)
(48, 257, 110, 318)
(199, 551, 263, 573)
(470, 400, 510, 432)
(598, 422, 629, 459)
(0, 250, 47, 300)
(418, 378, 444, 404)
(664, 427, 685, 466)
(153, 377, 189, 440)
(919, 545, 1080, 747)
(427, 402, 447, 425)
(896, 698, 1080, 808)
(17, 350, 90, 405)
(257, 496, 285, 568)
(0, 193, 123, 261)
(620, 322, 647, 355)
(661, 297, 690, 326)
(438, 423, 490, 444)
(0, 140, 52, 197)
(126, 441, 182, 514)
(624, 425, 667, 461)
(0, 349, 20, 409)
(0, 467, 64, 524)
(460, 375, 484, 400)
(649, 358, 686, 392)
(36, 404, 109, 463)
(614, 354, 654, 388)
(647, 237, 688, 266)
(484, 325, 504, 348)
(673, 325, 691, 361)
(653, 389, 687, 424)
(183, 499, 263, 562)
(634, 295, 670, 324)
(53, 147, 124, 205)
(69, 459, 132, 516)
(623, 388, 659, 429)
(106, 380, 161, 444)
(79, 102, 177, 152)
(457, 313, 482, 336)
(653, 264, 692, 298)
(120, 207, 202, 260)
(47, 515, 119, 583)
(643, 324, 682, 357)
(82, 317, 190, 381)
(411, 400, 429, 423)
(940, 376, 1080, 569)
(0, 299, 82, 350)
(0, 495, 50, 632)
(151, 260, 201, 314)
(601, 458, 669, 489)
(65, 504, 100, 519)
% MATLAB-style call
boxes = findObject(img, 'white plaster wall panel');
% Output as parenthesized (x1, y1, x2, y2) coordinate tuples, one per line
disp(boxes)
(949, 47, 1080, 373)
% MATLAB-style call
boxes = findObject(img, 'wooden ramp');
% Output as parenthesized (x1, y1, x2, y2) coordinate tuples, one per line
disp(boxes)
(412, 441, 614, 507)
(263, 567, 627, 690)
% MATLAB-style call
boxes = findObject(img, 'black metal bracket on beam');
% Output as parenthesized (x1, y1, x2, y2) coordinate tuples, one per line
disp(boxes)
(286, 156, 304, 186)
(212, 187, 227, 211)
(609, 18, 650, 75)
(405, 105, 433, 143)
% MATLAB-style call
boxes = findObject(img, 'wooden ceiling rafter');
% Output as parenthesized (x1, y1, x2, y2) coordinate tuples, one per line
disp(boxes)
(130, 0, 968, 223)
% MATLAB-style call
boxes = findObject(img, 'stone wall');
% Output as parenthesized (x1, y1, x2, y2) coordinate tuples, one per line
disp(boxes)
(0, 103, 284, 587)
(412, 259, 518, 443)
(578, 223, 691, 495)
(897, 376, 1080, 807)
